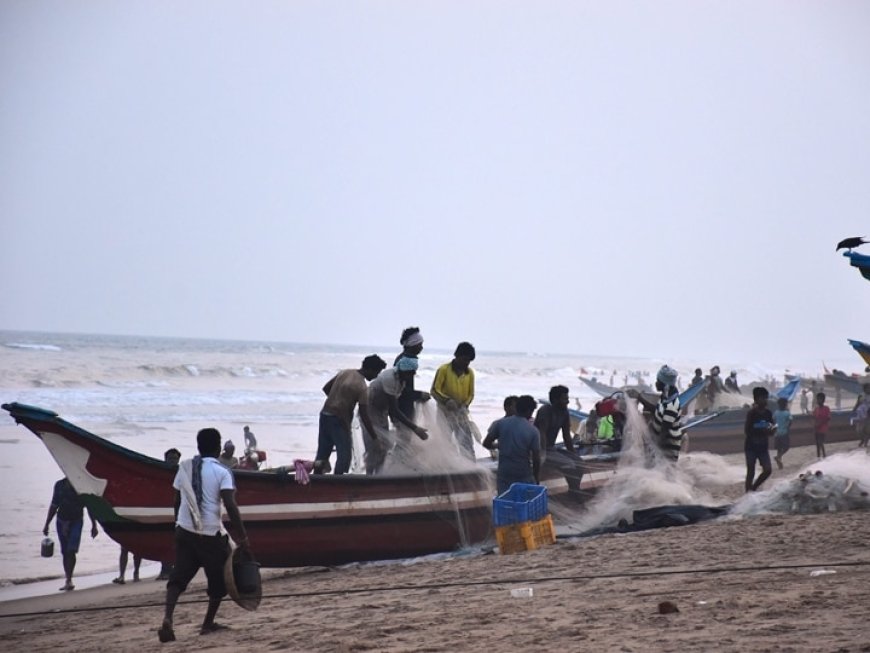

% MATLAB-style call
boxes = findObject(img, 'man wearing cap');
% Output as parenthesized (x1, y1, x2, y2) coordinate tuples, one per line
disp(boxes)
(633, 365, 685, 463)
(363, 357, 429, 474)
(651, 365, 685, 461)
(314, 355, 387, 475)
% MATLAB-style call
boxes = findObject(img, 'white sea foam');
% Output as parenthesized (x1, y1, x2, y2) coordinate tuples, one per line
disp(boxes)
(4, 342, 62, 351)
(555, 401, 744, 533)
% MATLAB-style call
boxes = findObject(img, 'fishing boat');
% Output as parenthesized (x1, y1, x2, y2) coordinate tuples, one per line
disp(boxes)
(823, 373, 863, 397)
(562, 377, 858, 457)
(577, 375, 651, 397)
(842, 249, 870, 282)
(686, 408, 857, 455)
(847, 338, 870, 368)
(4, 402, 593, 568)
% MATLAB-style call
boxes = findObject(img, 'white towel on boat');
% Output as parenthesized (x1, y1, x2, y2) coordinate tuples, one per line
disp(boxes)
(177, 459, 204, 532)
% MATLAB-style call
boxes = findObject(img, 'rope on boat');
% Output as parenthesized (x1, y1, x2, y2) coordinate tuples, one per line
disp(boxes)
(2, 559, 868, 619)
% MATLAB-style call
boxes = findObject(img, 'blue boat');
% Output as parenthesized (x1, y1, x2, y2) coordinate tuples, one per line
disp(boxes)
(843, 250, 870, 281)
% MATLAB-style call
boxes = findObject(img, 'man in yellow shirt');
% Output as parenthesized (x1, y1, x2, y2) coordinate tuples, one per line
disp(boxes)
(431, 341, 477, 459)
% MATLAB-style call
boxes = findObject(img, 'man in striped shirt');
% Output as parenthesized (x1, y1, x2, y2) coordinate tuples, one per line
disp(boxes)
(652, 365, 684, 462)
(633, 365, 684, 463)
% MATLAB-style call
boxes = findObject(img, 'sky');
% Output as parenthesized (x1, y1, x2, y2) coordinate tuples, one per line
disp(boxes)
(2, 1, 870, 368)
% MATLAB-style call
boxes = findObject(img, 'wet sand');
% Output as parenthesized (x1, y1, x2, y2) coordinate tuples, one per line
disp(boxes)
(2, 443, 869, 652)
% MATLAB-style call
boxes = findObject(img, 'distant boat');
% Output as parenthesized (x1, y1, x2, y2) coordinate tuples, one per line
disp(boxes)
(824, 369, 865, 396)
(843, 250, 870, 282)
(577, 376, 652, 397)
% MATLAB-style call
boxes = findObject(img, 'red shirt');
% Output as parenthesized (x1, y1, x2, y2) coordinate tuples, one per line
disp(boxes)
(813, 405, 832, 433)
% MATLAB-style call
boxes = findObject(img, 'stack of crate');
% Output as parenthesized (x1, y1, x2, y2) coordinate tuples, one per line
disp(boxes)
(492, 483, 556, 555)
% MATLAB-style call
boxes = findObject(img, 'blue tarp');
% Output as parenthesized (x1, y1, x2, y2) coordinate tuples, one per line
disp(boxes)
(775, 377, 801, 402)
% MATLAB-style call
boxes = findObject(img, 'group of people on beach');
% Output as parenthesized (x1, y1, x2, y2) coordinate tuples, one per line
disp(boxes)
(312, 327, 479, 476)
(40, 339, 870, 647)
(310, 325, 702, 502)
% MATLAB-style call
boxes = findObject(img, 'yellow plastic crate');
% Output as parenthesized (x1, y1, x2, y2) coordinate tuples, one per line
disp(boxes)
(495, 514, 556, 555)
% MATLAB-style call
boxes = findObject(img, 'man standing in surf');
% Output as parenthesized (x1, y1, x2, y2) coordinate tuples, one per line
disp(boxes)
(43, 478, 99, 592)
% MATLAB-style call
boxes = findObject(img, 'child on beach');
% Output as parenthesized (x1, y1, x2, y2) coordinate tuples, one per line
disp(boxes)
(744, 386, 775, 492)
(812, 392, 831, 459)
(772, 397, 793, 470)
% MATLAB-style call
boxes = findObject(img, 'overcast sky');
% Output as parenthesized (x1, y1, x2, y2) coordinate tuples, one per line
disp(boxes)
(2, 1, 869, 366)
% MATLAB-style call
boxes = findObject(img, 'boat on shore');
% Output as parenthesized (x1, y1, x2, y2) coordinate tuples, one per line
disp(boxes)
(5, 402, 608, 567)
(686, 408, 857, 455)
(823, 369, 868, 397)
(565, 377, 854, 457)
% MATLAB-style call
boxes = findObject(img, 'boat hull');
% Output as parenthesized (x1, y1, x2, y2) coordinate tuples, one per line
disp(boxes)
(686, 409, 856, 455)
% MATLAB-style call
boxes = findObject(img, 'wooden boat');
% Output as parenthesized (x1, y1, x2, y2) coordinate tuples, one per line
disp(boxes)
(847, 338, 870, 368)
(823, 369, 868, 397)
(4, 402, 595, 567)
(686, 408, 857, 455)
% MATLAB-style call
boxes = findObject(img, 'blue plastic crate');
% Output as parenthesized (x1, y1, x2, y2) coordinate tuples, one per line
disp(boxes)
(492, 483, 548, 526)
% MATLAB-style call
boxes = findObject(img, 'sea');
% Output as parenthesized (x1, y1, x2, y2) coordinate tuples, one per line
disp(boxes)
(0, 329, 863, 595)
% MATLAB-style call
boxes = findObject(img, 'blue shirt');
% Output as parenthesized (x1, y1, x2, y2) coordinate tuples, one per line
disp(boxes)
(772, 408, 792, 437)
(492, 416, 540, 487)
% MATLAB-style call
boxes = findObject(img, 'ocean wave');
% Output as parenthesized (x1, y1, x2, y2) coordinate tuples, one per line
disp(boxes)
(96, 380, 171, 389)
(7, 387, 318, 407)
(134, 363, 291, 379)
(4, 342, 62, 352)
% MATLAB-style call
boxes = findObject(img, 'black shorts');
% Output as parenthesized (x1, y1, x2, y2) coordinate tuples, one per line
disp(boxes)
(167, 527, 230, 600)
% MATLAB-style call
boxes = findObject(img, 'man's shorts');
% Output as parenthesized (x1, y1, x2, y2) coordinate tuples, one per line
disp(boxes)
(168, 527, 230, 600)
(57, 518, 84, 555)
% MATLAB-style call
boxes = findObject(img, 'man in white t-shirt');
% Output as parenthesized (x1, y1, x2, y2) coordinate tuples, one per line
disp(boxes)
(157, 428, 249, 644)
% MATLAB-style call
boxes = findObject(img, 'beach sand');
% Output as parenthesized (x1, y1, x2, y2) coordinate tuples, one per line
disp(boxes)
(2, 443, 869, 653)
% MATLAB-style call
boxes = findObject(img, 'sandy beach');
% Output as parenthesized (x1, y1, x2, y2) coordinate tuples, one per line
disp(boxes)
(2, 442, 869, 653)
